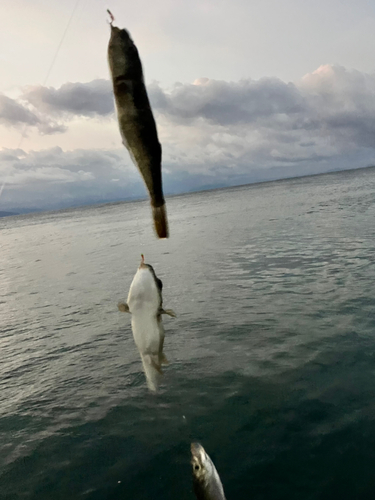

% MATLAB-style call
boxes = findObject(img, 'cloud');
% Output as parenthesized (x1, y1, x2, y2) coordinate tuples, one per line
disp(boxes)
(0, 94, 67, 135)
(149, 77, 307, 125)
(19, 64, 375, 155)
(148, 65, 375, 169)
(149, 65, 375, 151)
(22, 79, 114, 117)
(0, 147, 146, 211)
(0, 94, 40, 126)
(37, 122, 67, 135)
(1, 64, 375, 212)
(299, 65, 375, 148)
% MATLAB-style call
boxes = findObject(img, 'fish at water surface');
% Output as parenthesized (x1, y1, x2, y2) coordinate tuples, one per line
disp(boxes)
(191, 443, 227, 500)
(118, 255, 176, 391)
(107, 22, 169, 238)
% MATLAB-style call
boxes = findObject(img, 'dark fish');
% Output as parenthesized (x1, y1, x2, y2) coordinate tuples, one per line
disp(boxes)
(107, 20, 169, 238)
(117, 255, 176, 391)
(191, 443, 227, 500)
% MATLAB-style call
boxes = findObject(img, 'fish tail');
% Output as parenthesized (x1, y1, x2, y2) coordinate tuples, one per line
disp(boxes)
(141, 353, 163, 392)
(152, 204, 169, 239)
(160, 352, 169, 365)
(144, 354, 163, 374)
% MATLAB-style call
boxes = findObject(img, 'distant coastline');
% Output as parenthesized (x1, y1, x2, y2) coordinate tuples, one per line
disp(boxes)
(1, 163, 374, 218)
(0, 211, 18, 218)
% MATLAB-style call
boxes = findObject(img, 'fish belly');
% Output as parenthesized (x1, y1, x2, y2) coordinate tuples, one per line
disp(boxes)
(127, 268, 160, 312)
(131, 314, 161, 355)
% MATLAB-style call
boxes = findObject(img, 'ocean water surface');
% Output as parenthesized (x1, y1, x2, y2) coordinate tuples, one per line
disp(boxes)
(1, 167, 375, 499)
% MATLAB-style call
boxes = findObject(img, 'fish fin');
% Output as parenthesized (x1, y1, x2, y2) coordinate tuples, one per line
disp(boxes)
(117, 302, 130, 313)
(161, 308, 177, 318)
(160, 352, 169, 365)
(152, 204, 169, 239)
(144, 354, 163, 374)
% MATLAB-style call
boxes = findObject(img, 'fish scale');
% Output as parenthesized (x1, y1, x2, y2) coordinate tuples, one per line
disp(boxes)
(107, 22, 169, 239)
(117, 256, 176, 391)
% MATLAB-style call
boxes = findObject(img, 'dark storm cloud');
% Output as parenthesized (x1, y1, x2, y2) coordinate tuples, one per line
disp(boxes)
(22, 79, 114, 117)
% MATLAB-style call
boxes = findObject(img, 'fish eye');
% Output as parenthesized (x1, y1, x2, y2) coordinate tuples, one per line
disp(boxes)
(194, 465, 200, 471)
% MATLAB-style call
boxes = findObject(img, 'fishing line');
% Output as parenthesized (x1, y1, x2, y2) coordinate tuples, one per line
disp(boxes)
(17, 0, 82, 150)
(0, 0, 84, 204)
(42, 0, 82, 87)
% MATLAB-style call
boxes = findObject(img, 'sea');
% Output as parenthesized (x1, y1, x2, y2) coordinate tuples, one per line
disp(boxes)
(1, 167, 375, 500)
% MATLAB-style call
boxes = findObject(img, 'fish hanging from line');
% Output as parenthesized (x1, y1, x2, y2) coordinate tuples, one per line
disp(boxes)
(107, 12, 169, 238)
(118, 255, 176, 391)
(191, 442, 227, 500)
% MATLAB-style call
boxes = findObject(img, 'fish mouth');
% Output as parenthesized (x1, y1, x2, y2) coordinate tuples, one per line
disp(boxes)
(191, 443, 205, 473)
(139, 253, 147, 269)
(191, 442, 205, 462)
(191, 442, 203, 455)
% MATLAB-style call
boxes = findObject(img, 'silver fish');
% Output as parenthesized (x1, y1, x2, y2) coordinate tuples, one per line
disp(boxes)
(107, 17, 169, 239)
(118, 255, 176, 391)
(191, 443, 227, 500)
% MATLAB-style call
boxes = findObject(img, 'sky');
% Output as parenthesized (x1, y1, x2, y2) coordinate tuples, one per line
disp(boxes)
(1, 0, 375, 212)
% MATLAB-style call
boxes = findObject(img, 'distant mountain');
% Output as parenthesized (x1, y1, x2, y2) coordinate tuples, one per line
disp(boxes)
(0, 211, 18, 217)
